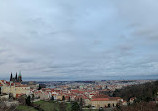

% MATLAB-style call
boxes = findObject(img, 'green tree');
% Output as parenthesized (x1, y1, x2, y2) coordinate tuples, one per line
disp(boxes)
(18, 95, 26, 105)
(26, 96, 31, 106)
(62, 95, 65, 101)
(38, 85, 42, 90)
(68, 96, 71, 102)
(80, 98, 83, 106)
(113, 80, 158, 102)
(51, 96, 54, 101)
(99, 108, 104, 111)
(79, 98, 83, 111)
(59, 102, 66, 111)
(71, 102, 80, 111)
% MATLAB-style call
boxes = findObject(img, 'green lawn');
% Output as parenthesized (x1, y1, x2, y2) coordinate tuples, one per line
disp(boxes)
(34, 100, 58, 111)
(16, 105, 38, 111)
(83, 109, 99, 111)
(83, 109, 113, 111)
(16, 101, 99, 111)
(34, 100, 72, 111)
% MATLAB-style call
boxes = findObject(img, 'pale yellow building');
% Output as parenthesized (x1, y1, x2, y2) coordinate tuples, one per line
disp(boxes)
(91, 97, 123, 108)
(0, 80, 30, 98)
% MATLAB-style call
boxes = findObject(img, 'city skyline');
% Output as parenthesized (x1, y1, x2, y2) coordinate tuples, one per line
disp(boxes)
(0, 0, 158, 80)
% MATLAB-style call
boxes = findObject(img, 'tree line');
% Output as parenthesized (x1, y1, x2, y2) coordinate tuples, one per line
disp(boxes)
(113, 80, 158, 102)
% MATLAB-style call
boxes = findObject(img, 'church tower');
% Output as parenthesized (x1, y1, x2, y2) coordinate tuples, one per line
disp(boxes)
(9, 72, 22, 83)
(10, 72, 13, 81)
(15, 72, 18, 82)
(18, 71, 22, 82)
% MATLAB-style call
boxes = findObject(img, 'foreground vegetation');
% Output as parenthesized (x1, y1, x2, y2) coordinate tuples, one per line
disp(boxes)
(113, 80, 158, 111)
(113, 80, 158, 102)
(34, 100, 71, 111)
(33, 100, 100, 111)
(114, 102, 158, 111)
(16, 100, 99, 111)
(16, 105, 38, 111)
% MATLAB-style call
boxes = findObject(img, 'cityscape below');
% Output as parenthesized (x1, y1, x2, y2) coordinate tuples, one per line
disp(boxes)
(0, 72, 157, 111)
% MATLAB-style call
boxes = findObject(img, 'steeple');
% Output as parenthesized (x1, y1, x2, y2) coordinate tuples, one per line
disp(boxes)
(19, 71, 21, 77)
(18, 71, 22, 82)
(15, 72, 18, 81)
(10, 72, 13, 81)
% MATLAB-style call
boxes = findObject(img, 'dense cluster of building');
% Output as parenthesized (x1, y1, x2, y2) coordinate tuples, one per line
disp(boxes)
(0, 73, 154, 109)
(32, 87, 125, 108)
(0, 72, 31, 98)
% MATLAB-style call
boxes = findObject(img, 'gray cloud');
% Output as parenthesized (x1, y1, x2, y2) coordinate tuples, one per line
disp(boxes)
(0, 0, 158, 80)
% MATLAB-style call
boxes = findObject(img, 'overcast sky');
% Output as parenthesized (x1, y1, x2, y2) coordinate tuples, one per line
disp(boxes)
(0, 0, 158, 80)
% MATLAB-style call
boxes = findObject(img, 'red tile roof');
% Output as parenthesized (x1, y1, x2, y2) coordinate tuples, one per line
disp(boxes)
(92, 94, 109, 99)
(0, 83, 3, 86)
(91, 98, 109, 101)
(16, 94, 24, 98)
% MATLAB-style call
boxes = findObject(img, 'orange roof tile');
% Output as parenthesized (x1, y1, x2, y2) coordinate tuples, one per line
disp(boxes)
(91, 98, 109, 101)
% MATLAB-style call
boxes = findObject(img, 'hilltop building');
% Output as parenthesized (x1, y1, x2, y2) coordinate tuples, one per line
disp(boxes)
(0, 80, 30, 98)
(10, 72, 22, 83)
(0, 72, 30, 98)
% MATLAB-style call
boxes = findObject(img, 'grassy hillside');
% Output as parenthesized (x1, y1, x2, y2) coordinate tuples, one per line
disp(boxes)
(33, 100, 71, 111)
(114, 102, 158, 111)
(16, 105, 38, 111)
(113, 80, 158, 102)
(33, 101, 99, 111)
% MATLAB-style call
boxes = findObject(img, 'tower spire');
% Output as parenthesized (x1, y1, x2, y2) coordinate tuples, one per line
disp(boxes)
(10, 72, 13, 81)
(15, 72, 18, 81)
(18, 71, 22, 82)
